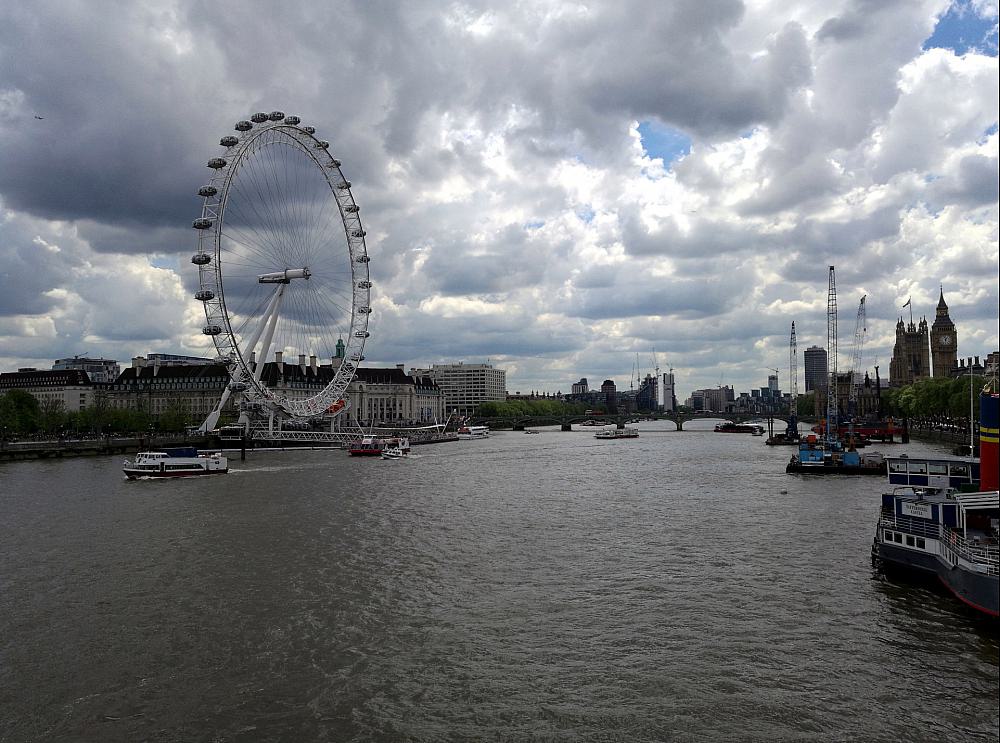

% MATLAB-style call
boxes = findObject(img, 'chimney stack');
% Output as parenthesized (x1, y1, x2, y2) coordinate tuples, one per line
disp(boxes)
(275, 351, 283, 367)
(299, 354, 306, 374)
(250, 350, 256, 368)
(309, 355, 317, 374)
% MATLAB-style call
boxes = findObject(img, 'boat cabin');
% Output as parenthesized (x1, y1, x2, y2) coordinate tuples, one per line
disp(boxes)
(886, 456, 980, 491)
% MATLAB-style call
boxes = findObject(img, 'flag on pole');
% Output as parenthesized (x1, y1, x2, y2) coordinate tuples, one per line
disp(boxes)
(902, 297, 911, 308)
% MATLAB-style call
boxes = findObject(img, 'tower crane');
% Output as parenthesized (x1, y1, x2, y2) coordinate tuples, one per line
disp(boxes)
(826, 266, 838, 444)
(787, 321, 799, 440)
(847, 295, 867, 445)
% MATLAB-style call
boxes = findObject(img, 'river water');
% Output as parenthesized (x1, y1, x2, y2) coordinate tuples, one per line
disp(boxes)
(1, 421, 997, 742)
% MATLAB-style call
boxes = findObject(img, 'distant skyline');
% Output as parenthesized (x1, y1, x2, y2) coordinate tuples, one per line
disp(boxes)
(1, 0, 997, 395)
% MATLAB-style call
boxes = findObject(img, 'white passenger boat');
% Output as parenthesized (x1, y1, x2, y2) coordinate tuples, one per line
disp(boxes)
(123, 448, 228, 479)
(595, 426, 639, 439)
(380, 438, 410, 460)
(457, 425, 490, 439)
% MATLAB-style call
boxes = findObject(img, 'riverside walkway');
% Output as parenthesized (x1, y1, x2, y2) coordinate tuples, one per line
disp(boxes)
(0, 434, 215, 461)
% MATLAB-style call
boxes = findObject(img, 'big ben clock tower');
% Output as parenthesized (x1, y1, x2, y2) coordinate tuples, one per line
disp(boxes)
(930, 286, 957, 377)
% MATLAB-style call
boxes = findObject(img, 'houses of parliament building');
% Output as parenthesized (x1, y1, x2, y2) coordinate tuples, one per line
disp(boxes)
(889, 288, 958, 386)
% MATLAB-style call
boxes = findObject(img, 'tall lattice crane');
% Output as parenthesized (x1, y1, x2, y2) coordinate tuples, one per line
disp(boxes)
(846, 295, 867, 444)
(826, 266, 838, 444)
(787, 321, 799, 440)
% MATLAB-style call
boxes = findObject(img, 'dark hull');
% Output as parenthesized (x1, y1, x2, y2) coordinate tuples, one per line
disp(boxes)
(876, 542, 999, 617)
(124, 468, 228, 480)
(786, 462, 886, 475)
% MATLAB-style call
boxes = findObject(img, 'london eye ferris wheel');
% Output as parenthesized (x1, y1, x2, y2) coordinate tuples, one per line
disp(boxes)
(191, 111, 371, 432)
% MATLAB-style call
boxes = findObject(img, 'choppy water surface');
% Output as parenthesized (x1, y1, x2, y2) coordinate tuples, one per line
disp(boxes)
(2, 423, 997, 742)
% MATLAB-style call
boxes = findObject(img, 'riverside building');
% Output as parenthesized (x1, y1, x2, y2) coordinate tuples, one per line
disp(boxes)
(803, 346, 828, 392)
(409, 362, 506, 417)
(0, 369, 95, 412)
(52, 356, 120, 384)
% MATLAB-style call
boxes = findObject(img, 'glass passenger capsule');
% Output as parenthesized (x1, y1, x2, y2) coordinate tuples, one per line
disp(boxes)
(207, 157, 227, 169)
(268, 111, 285, 121)
(235, 120, 252, 131)
(202, 325, 223, 335)
(192, 218, 213, 229)
(285, 115, 301, 125)
(250, 113, 268, 123)
(220, 135, 238, 147)
(191, 253, 211, 265)
(198, 185, 218, 197)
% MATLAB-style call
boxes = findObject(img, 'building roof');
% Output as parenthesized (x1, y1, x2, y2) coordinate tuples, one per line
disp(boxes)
(115, 364, 230, 383)
(937, 286, 948, 310)
(0, 369, 92, 387)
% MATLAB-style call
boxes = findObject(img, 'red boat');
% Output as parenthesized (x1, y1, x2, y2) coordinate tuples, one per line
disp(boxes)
(349, 436, 382, 456)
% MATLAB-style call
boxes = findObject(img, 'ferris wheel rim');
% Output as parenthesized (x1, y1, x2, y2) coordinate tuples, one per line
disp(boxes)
(193, 113, 371, 418)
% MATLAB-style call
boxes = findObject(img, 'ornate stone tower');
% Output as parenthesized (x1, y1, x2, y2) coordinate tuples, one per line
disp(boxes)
(929, 287, 957, 377)
(889, 315, 930, 386)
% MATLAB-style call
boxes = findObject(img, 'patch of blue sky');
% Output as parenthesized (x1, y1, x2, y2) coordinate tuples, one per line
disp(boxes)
(923, 1, 999, 56)
(980, 122, 999, 142)
(149, 256, 178, 270)
(576, 205, 595, 224)
(637, 120, 692, 167)
(524, 220, 545, 230)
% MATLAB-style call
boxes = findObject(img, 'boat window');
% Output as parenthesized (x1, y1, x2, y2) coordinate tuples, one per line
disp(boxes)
(884, 530, 894, 541)
(949, 464, 969, 477)
(928, 463, 947, 475)
(889, 461, 907, 473)
(906, 535, 915, 546)
(916, 538, 925, 549)
(907, 462, 927, 474)
(893, 533, 903, 543)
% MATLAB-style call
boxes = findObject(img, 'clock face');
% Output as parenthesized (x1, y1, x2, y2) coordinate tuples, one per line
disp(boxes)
(939, 334, 952, 346)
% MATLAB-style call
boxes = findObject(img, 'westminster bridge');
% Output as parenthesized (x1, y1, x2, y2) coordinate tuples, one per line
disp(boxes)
(472, 411, 816, 432)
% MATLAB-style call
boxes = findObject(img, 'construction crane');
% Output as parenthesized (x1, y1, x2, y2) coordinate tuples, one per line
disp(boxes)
(787, 321, 799, 440)
(826, 266, 838, 444)
(651, 350, 661, 408)
(847, 295, 867, 444)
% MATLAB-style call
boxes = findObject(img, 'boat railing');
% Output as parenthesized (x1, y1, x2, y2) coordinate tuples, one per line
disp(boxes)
(939, 529, 999, 576)
(877, 511, 941, 539)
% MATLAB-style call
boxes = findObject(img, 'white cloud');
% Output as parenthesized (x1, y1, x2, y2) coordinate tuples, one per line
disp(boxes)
(0, 0, 996, 397)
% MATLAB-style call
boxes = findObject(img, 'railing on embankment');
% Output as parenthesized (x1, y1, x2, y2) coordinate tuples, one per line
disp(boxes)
(0, 435, 216, 461)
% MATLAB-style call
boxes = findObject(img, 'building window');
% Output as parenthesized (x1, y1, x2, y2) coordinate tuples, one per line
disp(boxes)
(915, 538, 925, 549)
(905, 535, 915, 547)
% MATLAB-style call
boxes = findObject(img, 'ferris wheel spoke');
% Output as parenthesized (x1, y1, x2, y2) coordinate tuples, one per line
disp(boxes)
(229, 166, 291, 267)
(240, 148, 299, 268)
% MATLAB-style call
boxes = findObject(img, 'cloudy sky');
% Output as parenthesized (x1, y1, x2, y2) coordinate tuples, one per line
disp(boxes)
(1, 0, 997, 397)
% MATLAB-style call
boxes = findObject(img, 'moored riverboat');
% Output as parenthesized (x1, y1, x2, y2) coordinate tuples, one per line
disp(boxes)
(786, 436, 885, 475)
(458, 425, 490, 439)
(872, 456, 997, 617)
(123, 448, 228, 479)
(715, 421, 765, 434)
